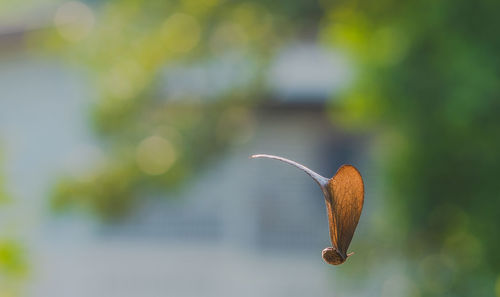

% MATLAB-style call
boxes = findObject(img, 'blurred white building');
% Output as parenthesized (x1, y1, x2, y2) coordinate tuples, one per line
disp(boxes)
(0, 12, 374, 297)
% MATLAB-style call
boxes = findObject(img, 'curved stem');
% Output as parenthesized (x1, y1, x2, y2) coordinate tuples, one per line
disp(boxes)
(251, 154, 329, 188)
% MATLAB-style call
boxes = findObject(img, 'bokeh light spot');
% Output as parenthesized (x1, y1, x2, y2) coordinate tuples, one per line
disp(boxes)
(54, 1, 94, 42)
(209, 22, 248, 53)
(419, 254, 456, 294)
(381, 274, 420, 297)
(161, 13, 201, 53)
(104, 60, 145, 100)
(443, 231, 482, 268)
(136, 136, 176, 176)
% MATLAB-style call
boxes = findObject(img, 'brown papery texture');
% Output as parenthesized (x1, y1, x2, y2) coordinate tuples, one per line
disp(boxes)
(325, 165, 364, 259)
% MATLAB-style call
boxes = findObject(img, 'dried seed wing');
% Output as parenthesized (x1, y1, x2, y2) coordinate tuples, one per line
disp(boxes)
(327, 165, 364, 258)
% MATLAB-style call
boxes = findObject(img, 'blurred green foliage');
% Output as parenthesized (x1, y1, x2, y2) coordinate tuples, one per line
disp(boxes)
(0, 153, 27, 297)
(323, 0, 500, 296)
(44, 0, 324, 220)
(0, 240, 27, 296)
(33, 0, 499, 295)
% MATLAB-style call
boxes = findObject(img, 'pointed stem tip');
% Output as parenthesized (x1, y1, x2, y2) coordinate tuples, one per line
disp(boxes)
(251, 154, 329, 188)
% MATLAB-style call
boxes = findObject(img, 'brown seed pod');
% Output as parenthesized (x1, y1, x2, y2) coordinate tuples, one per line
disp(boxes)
(251, 154, 364, 265)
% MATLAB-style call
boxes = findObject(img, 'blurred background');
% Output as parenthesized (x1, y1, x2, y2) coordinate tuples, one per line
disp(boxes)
(0, 0, 499, 296)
